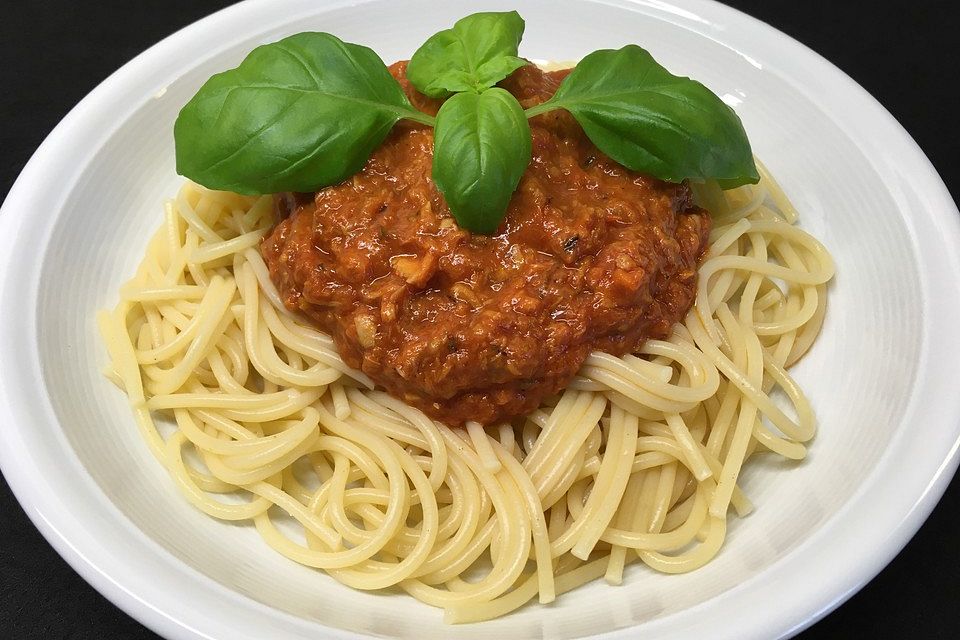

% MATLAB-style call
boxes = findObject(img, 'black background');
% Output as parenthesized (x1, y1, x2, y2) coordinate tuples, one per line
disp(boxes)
(1, 1, 958, 638)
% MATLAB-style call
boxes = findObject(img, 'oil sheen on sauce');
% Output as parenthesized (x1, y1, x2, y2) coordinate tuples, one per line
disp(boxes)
(261, 62, 711, 426)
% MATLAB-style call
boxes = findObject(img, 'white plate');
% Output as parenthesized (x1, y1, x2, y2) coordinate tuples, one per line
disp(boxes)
(1, 1, 959, 639)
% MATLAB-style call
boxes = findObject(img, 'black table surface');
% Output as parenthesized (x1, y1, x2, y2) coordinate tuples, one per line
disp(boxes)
(2, 1, 958, 638)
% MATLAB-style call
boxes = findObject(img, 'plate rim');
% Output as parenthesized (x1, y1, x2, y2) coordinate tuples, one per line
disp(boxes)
(1, 1, 959, 639)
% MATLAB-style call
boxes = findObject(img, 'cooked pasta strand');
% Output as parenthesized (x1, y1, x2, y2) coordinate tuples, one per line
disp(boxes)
(99, 173, 830, 621)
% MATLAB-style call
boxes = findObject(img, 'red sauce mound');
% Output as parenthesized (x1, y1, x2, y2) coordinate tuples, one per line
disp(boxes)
(261, 62, 711, 426)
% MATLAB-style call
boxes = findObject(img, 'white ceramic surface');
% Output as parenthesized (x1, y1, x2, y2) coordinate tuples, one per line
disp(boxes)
(1, 1, 959, 639)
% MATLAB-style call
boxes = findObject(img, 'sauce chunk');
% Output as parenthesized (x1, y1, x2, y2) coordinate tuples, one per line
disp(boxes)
(261, 63, 710, 426)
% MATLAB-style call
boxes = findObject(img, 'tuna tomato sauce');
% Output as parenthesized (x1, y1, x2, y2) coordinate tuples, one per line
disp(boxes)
(261, 62, 711, 426)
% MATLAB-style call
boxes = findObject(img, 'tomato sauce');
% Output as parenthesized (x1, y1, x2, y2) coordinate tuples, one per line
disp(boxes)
(261, 62, 710, 426)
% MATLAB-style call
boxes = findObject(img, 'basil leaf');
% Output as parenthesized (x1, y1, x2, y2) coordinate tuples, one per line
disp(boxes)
(433, 88, 531, 234)
(174, 32, 432, 195)
(407, 11, 528, 99)
(527, 45, 758, 187)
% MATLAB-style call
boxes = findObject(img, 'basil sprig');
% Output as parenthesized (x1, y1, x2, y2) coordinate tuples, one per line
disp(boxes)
(526, 46, 758, 187)
(174, 32, 432, 194)
(433, 88, 531, 233)
(174, 12, 758, 234)
(407, 11, 528, 98)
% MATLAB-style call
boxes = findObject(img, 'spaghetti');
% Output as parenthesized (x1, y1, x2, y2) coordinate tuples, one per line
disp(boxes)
(99, 164, 833, 622)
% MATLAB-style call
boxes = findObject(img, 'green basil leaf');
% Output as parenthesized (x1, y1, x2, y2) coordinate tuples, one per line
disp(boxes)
(174, 32, 432, 194)
(528, 45, 758, 187)
(433, 88, 531, 234)
(407, 11, 528, 99)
